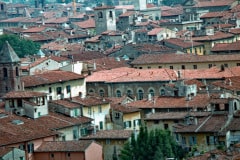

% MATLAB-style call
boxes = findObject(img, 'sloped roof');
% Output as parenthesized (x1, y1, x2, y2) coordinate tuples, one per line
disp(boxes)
(80, 130, 132, 139)
(0, 41, 20, 63)
(35, 140, 94, 152)
(2, 91, 47, 99)
(21, 70, 85, 87)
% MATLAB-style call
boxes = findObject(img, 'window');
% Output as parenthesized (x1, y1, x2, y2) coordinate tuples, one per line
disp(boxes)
(16, 67, 19, 76)
(208, 64, 213, 68)
(106, 139, 111, 144)
(98, 105, 102, 113)
(88, 107, 92, 115)
(189, 136, 197, 146)
(224, 64, 228, 67)
(56, 87, 62, 95)
(237, 63, 240, 66)
(124, 121, 132, 128)
(139, 67, 142, 69)
(66, 85, 71, 93)
(3, 68, 7, 78)
(127, 90, 132, 97)
(181, 65, 185, 70)
(67, 153, 71, 157)
(160, 89, 165, 96)
(109, 11, 113, 18)
(115, 112, 120, 118)
(73, 129, 78, 140)
(147, 66, 151, 69)
(99, 89, 104, 97)
(149, 89, 155, 97)
(81, 128, 88, 136)
(99, 121, 103, 130)
(133, 119, 141, 127)
(27, 143, 34, 153)
(51, 153, 54, 158)
(88, 89, 94, 94)
(170, 66, 173, 69)
(164, 123, 169, 129)
(116, 90, 122, 97)
(158, 66, 162, 68)
(49, 87, 52, 93)
(137, 89, 144, 100)
(206, 136, 216, 145)
(98, 11, 103, 18)
(193, 65, 197, 69)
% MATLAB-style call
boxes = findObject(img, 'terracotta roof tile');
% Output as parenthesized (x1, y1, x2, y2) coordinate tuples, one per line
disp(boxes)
(164, 38, 204, 48)
(80, 130, 132, 139)
(131, 53, 240, 65)
(148, 28, 164, 35)
(211, 41, 240, 51)
(73, 18, 95, 29)
(211, 76, 240, 91)
(127, 94, 210, 109)
(35, 140, 94, 152)
(200, 11, 229, 19)
(49, 100, 81, 109)
(192, 31, 234, 41)
(161, 6, 183, 17)
(111, 104, 140, 113)
(119, 11, 135, 17)
(145, 111, 210, 120)
(21, 70, 85, 87)
(64, 51, 106, 61)
(0, 111, 92, 146)
(21, 26, 47, 33)
(2, 91, 47, 99)
(194, 0, 235, 8)
(71, 96, 110, 106)
(94, 5, 115, 10)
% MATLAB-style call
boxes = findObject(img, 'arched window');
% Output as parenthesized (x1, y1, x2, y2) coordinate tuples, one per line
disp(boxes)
(127, 90, 132, 97)
(3, 68, 7, 78)
(99, 89, 104, 97)
(160, 89, 165, 96)
(149, 89, 155, 97)
(16, 67, 19, 76)
(98, 12, 103, 18)
(88, 89, 95, 94)
(116, 90, 122, 97)
(109, 11, 113, 18)
(137, 89, 144, 100)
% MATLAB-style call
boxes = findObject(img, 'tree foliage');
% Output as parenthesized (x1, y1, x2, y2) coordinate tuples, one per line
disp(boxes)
(119, 127, 186, 160)
(162, 0, 186, 6)
(0, 34, 40, 58)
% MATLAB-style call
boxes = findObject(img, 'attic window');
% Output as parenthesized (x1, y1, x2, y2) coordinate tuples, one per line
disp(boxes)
(12, 119, 24, 125)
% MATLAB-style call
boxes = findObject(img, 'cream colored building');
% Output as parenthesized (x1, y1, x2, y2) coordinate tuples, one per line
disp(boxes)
(21, 70, 86, 101)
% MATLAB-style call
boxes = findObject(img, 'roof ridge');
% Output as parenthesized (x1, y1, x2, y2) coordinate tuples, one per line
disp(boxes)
(195, 114, 213, 132)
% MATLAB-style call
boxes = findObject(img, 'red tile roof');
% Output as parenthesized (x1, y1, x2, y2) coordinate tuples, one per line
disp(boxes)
(119, 11, 135, 17)
(211, 76, 240, 91)
(131, 53, 240, 65)
(194, 0, 235, 8)
(71, 96, 110, 106)
(145, 111, 210, 120)
(175, 113, 228, 133)
(21, 26, 47, 33)
(111, 104, 140, 113)
(35, 140, 95, 152)
(21, 70, 85, 87)
(2, 91, 47, 99)
(127, 94, 210, 109)
(80, 130, 132, 139)
(200, 11, 229, 19)
(148, 28, 164, 35)
(0, 111, 92, 146)
(94, 5, 115, 10)
(192, 31, 234, 41)
(161, 6, 183, 17)
(73, 18, 95, 29)
(164, 38, 204, 48)
(86, 67, 177, 83)
(49, 99, 81, 109)
(211, 41, 240, 51)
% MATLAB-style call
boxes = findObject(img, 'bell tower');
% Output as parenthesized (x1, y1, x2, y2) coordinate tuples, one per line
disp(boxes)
(0, 41, 22, 97)
(94, 5, 116, 35)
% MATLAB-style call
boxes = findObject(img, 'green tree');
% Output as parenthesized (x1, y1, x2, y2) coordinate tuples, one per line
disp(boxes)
(119, 127, 186, 160)
(0, 34, 40, 58)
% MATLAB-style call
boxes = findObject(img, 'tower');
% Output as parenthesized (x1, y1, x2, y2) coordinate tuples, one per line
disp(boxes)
(0, 41, 22, 97)
(94, 5, 116, 35)
(134, 0, 147, 11)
